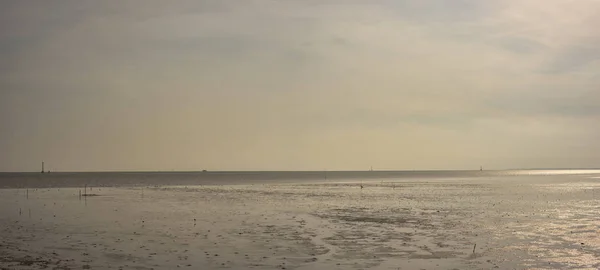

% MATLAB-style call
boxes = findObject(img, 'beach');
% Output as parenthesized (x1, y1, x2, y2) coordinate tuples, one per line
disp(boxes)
(1, 171, 599, 269)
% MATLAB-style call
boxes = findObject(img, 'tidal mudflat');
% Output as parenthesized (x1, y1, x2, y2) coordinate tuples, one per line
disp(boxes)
(1, 173, 599, 269)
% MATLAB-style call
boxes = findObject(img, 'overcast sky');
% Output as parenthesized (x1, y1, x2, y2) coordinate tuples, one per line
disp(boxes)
(1, 0, 599, 172)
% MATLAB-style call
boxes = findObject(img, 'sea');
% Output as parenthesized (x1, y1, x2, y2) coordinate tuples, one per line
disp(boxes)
(1, 169, 599, 269)
(2, 169, 600, 188)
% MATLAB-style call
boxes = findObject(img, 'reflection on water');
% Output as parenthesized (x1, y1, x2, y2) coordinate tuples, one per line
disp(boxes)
(506, 169, 600, 176)
(1, 169, 600, 189)
(0, 173, 599, 269)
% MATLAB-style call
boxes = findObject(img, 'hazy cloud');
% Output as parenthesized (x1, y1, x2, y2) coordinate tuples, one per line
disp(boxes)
(1, 0, 599, 171)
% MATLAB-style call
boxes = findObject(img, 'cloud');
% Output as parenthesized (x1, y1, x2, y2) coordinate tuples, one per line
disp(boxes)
(1, 0, 599, 171)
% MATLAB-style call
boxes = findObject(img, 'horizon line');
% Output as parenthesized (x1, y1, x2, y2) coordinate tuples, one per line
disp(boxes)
(2, 167, 600, 174)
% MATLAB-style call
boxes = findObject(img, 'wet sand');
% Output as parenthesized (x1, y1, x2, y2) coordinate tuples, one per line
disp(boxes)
(1, 175, 599, 269)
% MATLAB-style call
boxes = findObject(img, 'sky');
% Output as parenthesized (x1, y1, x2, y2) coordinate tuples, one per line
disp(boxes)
(1, 0, 599, 172)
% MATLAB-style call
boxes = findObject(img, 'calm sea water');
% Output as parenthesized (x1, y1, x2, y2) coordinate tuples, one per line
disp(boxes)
(1, 169, 600, 269)
(1, 169, 600, 188)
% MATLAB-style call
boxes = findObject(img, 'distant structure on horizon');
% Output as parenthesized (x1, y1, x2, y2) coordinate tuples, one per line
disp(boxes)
(480, 166, 483, 171)
(41, 161, 45, 173)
